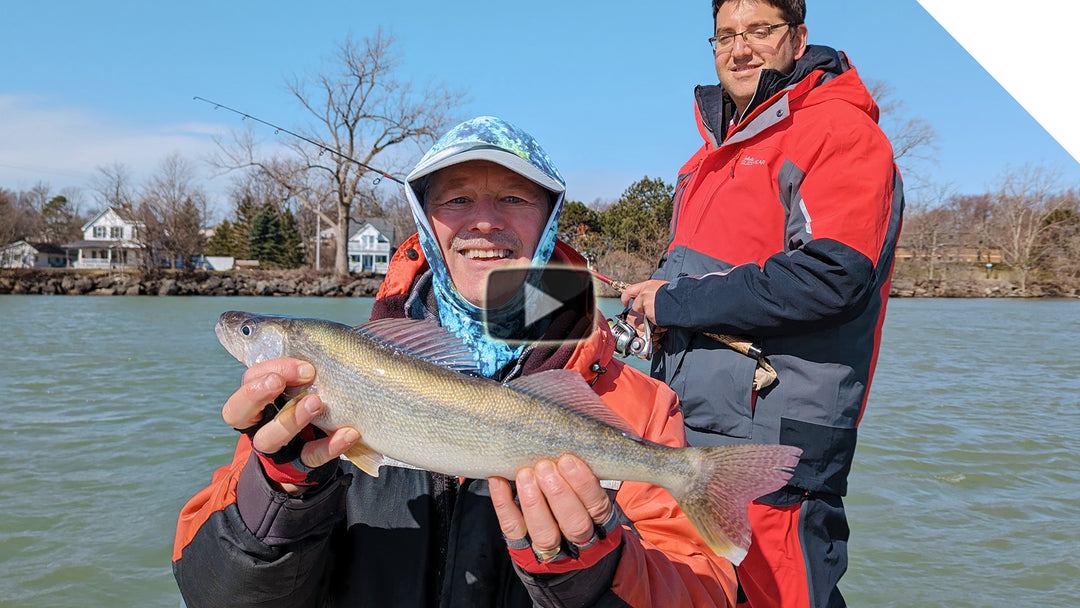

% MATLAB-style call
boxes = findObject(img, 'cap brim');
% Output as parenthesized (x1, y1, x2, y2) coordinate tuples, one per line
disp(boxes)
(407, 145, 565, 195)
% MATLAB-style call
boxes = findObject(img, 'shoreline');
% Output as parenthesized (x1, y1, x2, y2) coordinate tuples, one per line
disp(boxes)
(1, 268, 1077, 299)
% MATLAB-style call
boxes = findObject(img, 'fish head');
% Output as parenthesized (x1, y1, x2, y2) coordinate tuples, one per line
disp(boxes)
(215, 311, 294, 367)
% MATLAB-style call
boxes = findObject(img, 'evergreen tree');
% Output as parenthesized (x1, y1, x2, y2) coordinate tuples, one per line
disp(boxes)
(40, 195, 84, 244)
(597, 176, 673, 256)
(248, 205, 284, 267)
(278, 207, 305, 268)
(206, 219, 242, 257)
(558, 200, 600, 241)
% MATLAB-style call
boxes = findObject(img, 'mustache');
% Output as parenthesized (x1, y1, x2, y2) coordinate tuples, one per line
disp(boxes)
(450, 233, 522, 252)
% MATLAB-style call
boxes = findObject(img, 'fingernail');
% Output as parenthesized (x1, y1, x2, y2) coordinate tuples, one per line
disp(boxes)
(264, 374, 283, 391)
(535, 460, 556, 481)
(559, 456, 579, 474)
(517, 468, 535, 488)
(303, 396, 321, 415)
(342, 428, 360, 444)
(298, 363, 316, 381)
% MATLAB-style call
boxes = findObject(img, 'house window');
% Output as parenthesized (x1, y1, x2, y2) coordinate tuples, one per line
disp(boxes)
(110, 226, 124, 239)
(94, 226, 106, 238)
(375, 255, 387, 264)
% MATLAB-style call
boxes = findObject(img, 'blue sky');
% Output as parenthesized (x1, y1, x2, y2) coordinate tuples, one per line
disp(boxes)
(2, 1, 1078, 219)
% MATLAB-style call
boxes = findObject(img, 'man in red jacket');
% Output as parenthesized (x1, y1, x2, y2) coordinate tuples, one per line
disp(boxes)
(173, 116, 761, 607)
(622, 1, 904, 607)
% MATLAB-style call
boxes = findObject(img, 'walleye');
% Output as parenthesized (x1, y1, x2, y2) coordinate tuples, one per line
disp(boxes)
(215, 311, 801, 564)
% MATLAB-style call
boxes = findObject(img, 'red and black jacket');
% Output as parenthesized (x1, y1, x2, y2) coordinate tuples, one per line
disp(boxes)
(651, 46, 904, 498)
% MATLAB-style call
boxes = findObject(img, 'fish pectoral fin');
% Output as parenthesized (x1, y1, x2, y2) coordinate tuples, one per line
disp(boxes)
(272, 390, 310, 418)
(343, 441, 388, 478)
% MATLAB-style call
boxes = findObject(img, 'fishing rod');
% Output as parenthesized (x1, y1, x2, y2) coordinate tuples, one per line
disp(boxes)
(193, 96, 404, 186)
(592, 270, 777, 388)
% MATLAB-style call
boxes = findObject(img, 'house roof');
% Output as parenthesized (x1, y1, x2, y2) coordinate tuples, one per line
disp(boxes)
(2, 240, 71, 255)
(81, 206, 140, 231)
(26, 242, 69, 255)
(346, 217, 396, 245)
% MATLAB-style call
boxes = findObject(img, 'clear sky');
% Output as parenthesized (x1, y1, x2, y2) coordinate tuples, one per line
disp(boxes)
(2, 0, 1078, 219)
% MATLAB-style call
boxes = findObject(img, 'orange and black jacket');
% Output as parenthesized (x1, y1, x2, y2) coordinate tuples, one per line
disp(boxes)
(651, 46, 904, 499)
(173, 235, 738, 607)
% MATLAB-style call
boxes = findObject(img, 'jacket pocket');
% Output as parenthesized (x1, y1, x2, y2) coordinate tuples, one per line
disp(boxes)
(664, 333, 758, 439)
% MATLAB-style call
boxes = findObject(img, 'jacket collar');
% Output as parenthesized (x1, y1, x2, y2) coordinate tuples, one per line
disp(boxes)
(696, 44, 851, 147)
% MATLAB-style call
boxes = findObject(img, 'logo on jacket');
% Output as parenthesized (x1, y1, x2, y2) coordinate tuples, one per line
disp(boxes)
(740, 156, 767, 166)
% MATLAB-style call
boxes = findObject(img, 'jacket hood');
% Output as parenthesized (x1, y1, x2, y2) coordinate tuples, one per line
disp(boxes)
(402, 116, 567, 377)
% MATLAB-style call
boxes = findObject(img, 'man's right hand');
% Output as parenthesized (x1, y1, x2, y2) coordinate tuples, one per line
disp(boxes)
(221, 358, 360, 496)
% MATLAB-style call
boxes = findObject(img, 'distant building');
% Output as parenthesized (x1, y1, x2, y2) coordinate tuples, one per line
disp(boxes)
(63, 207, 144, 269)
(894, 246, 1003, 264)
(194, 256, 236, 271)
(0, 240, 71, 268)
(322, 218, 397, 274)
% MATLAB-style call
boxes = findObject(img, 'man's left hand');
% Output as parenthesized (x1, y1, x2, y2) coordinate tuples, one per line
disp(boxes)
(490, 455, 622, 573)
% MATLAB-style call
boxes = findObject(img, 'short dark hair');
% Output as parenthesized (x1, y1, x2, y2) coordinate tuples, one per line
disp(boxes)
(712, 0, 806, 25)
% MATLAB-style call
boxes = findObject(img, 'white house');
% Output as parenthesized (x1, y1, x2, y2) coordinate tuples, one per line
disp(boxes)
(320, 218, 396, 274)
(348, 218, 396, 274)
(63, 207, 143, 269)
(0, 240, 71, 268)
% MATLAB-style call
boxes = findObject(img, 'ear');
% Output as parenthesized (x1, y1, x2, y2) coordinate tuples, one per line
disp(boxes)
(792, 23, 808, 60)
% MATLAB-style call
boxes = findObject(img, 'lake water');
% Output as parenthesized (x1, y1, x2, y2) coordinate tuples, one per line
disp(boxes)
(0, 295, 1077, 607)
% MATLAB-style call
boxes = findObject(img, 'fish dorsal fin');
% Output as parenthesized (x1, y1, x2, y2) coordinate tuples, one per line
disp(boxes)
(508, 369, 638, 437)
(355, 318, 481, 375)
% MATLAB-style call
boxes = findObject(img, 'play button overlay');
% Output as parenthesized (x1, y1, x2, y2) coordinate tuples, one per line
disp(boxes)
(481, 266, 595, 345)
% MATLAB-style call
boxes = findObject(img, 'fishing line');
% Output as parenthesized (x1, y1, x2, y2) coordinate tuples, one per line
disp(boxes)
(193, 96, 404, 186)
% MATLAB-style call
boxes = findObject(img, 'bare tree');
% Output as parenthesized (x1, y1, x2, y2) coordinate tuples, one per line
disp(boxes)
(0, 188, 39, 246)
(866, 80, 938, 191)
(1037, 190, 1080, 288)
(983, 165, 1072, 292)
(91, 162, 138, 213)
(898, 183, 956, 279)
(137, 154, 208, 269)
(214, 30, 464, 277)
(949, 193, 993, 258)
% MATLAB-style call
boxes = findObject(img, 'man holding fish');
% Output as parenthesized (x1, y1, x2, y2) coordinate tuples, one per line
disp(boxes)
(173, 116, 799, 607)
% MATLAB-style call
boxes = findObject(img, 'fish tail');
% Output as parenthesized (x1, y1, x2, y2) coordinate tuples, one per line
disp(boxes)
(674, 444, 802, 565)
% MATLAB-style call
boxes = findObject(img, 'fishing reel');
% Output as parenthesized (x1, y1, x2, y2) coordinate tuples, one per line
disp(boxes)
(607, 311, 653, 360)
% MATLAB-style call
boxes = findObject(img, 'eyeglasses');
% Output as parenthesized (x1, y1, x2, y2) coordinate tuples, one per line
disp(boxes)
(709, 22, 795, 53)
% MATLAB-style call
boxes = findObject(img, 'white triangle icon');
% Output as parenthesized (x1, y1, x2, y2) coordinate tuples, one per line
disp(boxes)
(916, 0, 1080, 166)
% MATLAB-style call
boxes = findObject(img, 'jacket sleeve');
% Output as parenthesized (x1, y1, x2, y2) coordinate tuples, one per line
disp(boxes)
(594, 365, 739, 607)
(172, 436, 350, 608)
(655, 110, 898, 337)
(655, 238, 876, 336)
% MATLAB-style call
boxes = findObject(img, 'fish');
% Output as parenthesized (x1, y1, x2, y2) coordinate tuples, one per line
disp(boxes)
(214, 311, 802, 564)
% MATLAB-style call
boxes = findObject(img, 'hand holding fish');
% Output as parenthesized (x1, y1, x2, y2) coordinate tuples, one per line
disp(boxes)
(490, 455, 622, 573)
(221, 357, 361, 496)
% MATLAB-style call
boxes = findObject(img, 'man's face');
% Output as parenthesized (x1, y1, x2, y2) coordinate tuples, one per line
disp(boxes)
(425, 160, 551, 306)
(714, 0, 807, 116)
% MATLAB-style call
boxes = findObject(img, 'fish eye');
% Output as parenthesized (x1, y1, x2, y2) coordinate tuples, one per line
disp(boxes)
(240, 321, 256, 336)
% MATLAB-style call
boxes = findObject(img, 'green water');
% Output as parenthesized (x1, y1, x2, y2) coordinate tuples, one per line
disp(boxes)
(0, 295, 1077, 607)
